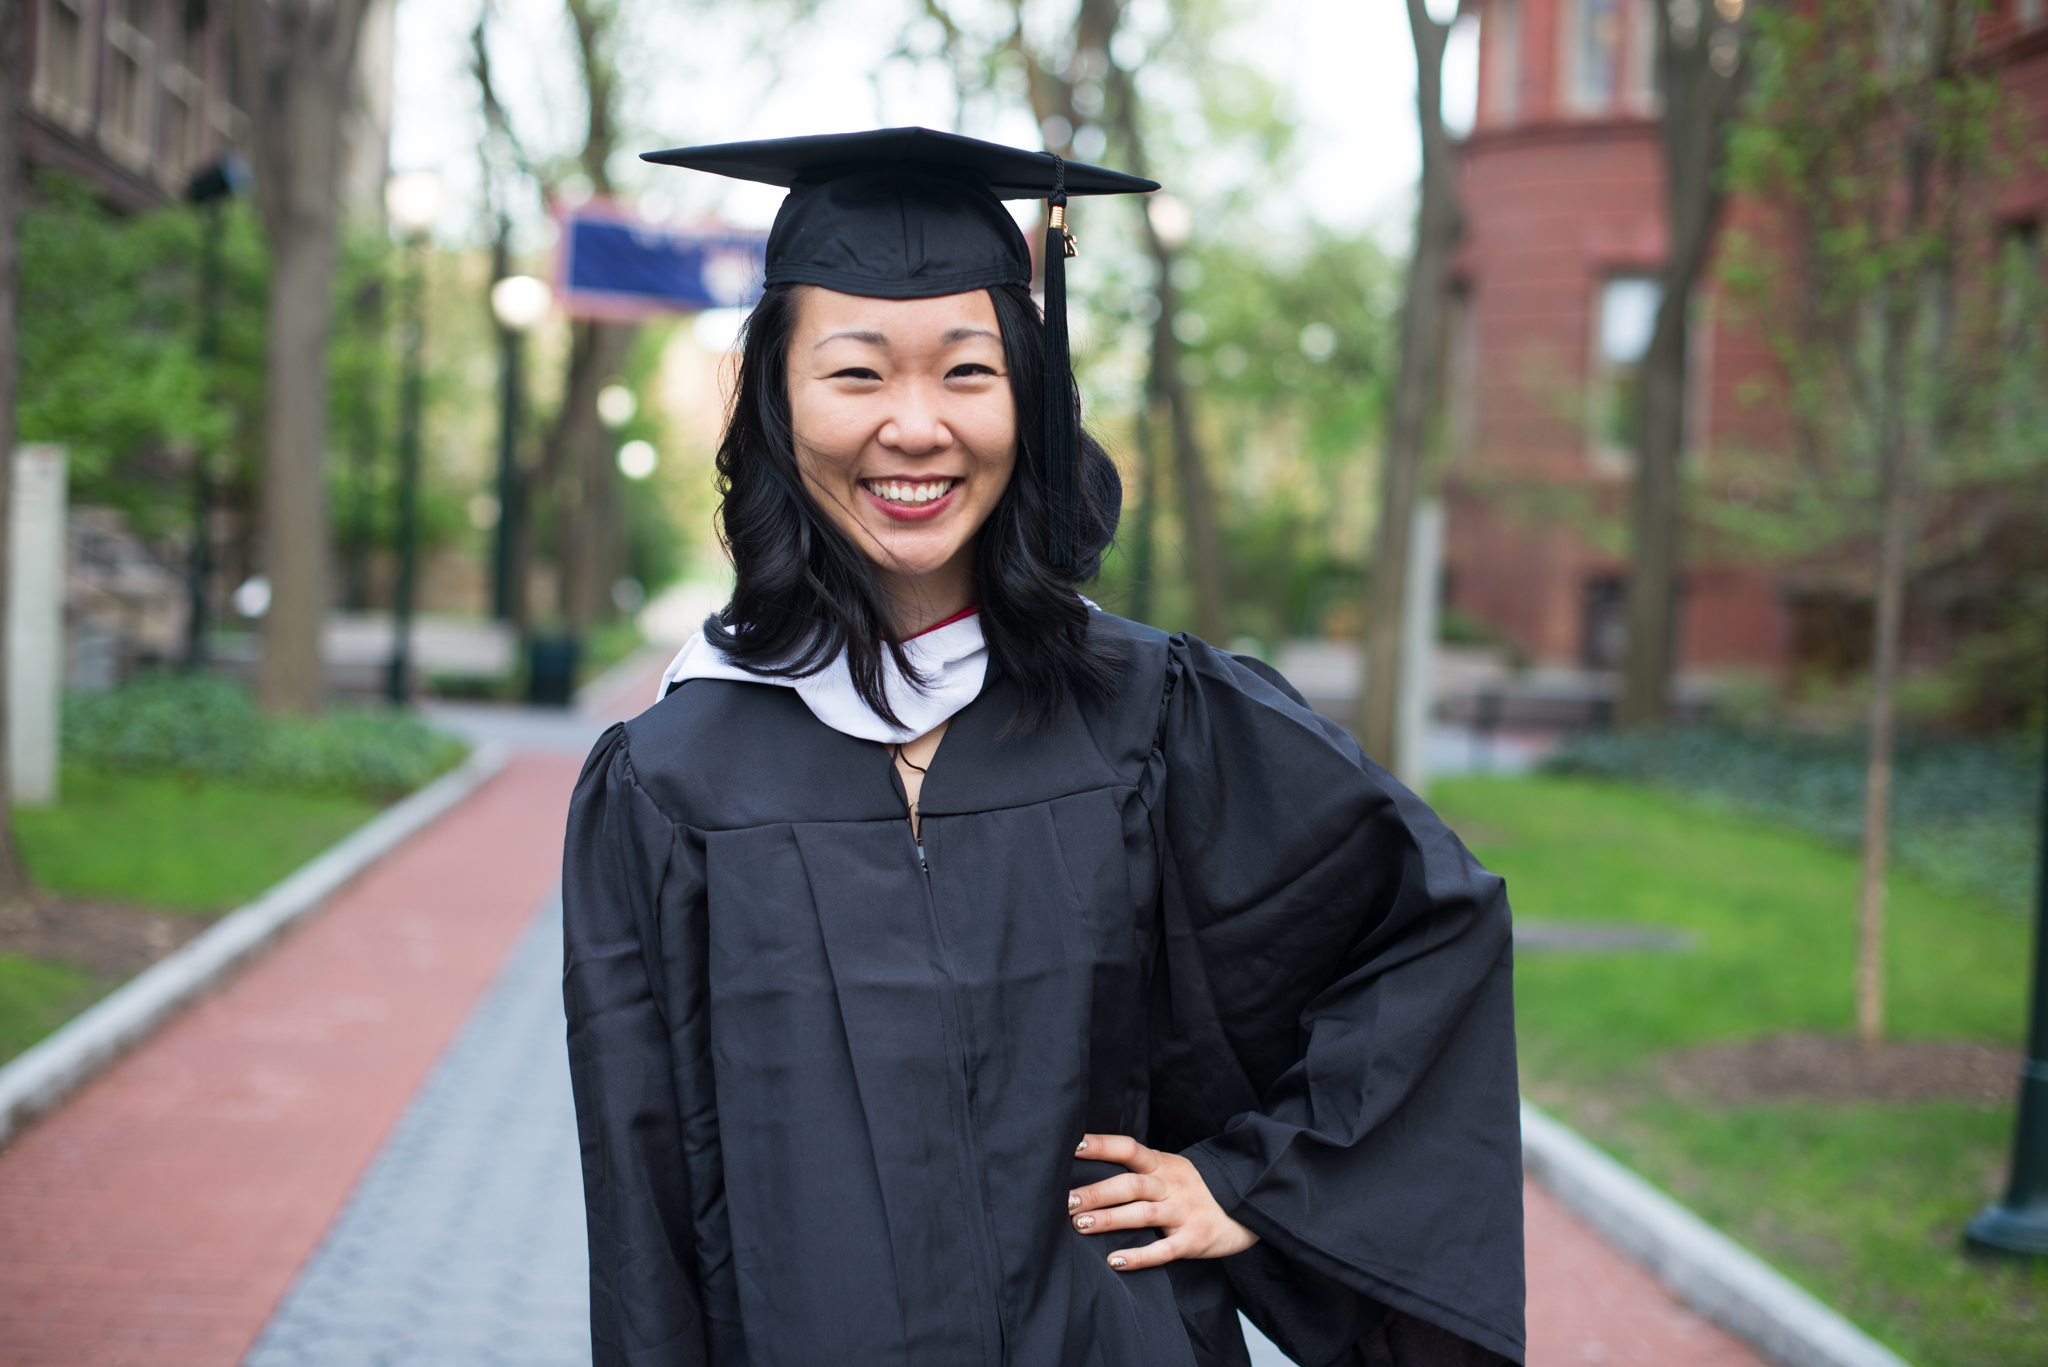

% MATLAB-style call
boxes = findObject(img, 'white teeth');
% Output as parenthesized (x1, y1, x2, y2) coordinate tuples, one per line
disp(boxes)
(869, 480, 951, 505)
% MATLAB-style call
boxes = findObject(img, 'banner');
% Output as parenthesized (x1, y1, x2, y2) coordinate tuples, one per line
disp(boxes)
(558, 201, 767, 321)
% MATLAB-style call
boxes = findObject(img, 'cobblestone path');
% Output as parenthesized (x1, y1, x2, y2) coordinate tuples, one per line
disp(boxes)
(244, 898, 587, 1367)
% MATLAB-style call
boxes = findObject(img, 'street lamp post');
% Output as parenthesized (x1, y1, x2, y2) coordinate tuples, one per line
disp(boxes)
(488, 272, 551, 623)
(384, 171, 442, 706)
(1965, 628, 2048, 1261)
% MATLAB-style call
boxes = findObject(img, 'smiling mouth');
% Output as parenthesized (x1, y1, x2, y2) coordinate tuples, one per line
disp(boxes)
(861, 477, 960, 507)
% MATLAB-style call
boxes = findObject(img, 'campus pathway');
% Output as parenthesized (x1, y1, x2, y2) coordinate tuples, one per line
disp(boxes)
(0, 651, 1769, 1367)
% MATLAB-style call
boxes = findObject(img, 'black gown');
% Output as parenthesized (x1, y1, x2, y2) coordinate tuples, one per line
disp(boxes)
(563, 614, 1525, 1367)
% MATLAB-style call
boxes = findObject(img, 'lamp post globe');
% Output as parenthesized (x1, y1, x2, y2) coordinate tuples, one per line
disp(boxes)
(385, 171, 443, 237)
(491, 274, 552, 332)
(597, 383, 638, 429)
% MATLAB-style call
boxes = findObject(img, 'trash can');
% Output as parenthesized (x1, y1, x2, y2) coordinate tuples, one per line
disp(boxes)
(527, 636, 580, 708)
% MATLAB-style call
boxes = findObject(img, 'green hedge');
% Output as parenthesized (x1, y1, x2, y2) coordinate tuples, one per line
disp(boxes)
(63, 674, 467, 801)
(1544, 724, 2042, 915)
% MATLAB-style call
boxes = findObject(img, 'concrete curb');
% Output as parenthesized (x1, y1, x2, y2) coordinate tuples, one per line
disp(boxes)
(0, 742, 511, 1149)
(1521, 1099, 1913, 1367)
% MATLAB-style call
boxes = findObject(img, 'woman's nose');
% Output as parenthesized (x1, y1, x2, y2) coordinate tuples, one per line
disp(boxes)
(879, 384, 951, 455)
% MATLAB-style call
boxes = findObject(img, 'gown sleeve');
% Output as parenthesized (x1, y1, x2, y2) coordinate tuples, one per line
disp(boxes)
(1147, 637, 1524, 1366)
(563, 724, 715, 1367)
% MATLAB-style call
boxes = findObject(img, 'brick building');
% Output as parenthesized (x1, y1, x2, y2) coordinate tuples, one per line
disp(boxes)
(21, 0, 240, 210)
(1445, 0, 2048, 677)
(18, 0, 394, 216)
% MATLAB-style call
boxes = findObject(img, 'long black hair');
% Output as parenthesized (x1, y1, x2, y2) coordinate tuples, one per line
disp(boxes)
(704, 282, 1125, 730)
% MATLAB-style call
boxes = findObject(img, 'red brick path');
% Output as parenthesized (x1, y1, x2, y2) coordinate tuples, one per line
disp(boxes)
(0, 755, 583, 1367)
(1526, 1184, 1766, 1366)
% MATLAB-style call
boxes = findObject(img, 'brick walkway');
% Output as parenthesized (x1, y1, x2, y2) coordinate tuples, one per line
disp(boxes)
(1526, 1185, 1764, 1366)
(0, 754, 583, 1367)
(0, 660, 1771, 1367)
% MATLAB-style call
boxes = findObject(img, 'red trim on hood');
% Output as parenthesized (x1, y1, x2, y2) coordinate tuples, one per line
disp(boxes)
(900, 605, 979, 642)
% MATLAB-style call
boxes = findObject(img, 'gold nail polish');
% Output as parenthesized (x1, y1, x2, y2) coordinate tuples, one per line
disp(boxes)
(1075, 1215, 1094, 1230)
(1109, 1255, 1126, 1269)
(1067, 1193, 1080, 1210)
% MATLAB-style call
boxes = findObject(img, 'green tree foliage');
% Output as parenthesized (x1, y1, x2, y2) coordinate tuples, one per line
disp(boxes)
(16, 172, 264, 537)
(1175, 231, 1399, 642)
(1718, 0, 2047, 731)
(18, 175, 485, 607)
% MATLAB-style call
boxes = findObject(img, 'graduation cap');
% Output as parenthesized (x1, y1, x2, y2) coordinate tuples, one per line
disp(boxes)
(642, 127, 1158, 571)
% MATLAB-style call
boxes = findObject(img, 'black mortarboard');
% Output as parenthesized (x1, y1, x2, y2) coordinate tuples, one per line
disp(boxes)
(642, 127, 1158, 571)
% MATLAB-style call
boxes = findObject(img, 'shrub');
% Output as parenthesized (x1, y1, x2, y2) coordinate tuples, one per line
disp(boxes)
(63, 674, 467, 801)
(1545, 723, 2042, 914)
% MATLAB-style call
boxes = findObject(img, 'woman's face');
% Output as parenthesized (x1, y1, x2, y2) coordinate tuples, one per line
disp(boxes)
(786, 286, 1017, 620)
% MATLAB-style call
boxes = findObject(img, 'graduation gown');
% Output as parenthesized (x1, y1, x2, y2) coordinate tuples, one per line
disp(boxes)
(562, 614, 1525, 1367)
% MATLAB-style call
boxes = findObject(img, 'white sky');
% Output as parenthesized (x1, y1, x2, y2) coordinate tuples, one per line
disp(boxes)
(390, 0, 1477, 255)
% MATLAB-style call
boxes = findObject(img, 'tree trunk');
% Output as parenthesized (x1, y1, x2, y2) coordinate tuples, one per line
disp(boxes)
(1150, 253, 1227, 643)
(472, 16, 528, 629)
(0, 0, 35, 906)
(1618, 0, 1752, 728)
(234, 0, 373, 714)
(1854, 1, 1953, 1044)
(1127, 398, 1164, 624)
(1857, 413, 1910, 1043)
(1360, 0, 1460, 765)
(1857, 278, 1916, 1044)
(546, 320, 634, 633)
(1099, 45, 1228, 643)
(547, 0, 633, 637)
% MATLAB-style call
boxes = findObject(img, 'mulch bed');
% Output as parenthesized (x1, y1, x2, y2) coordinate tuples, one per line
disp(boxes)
(1659, 1033, 2024, 1107)
(0, 895, 211, 982)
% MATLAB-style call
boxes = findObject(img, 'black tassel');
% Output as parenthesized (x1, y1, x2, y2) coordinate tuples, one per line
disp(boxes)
(1043, 155, 1081, 575)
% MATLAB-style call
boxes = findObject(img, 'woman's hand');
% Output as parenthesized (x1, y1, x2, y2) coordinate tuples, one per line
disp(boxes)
(1067, 1133, 1259, 1271)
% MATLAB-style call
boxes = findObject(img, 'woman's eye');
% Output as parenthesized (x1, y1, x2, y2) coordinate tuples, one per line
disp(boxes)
(947, 363, 998, 379)
(828, 367, 882, 381)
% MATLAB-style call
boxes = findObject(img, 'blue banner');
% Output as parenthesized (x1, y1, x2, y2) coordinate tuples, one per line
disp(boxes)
(560, 209, 767, 320)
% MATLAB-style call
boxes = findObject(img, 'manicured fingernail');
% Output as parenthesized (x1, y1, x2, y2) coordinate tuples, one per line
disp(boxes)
(1075, 1215, 1094, 1230)
(1067, 1193, 1080, 1210)
(1075, 1138, 1088, 1153)
(1109, 1255, 1126, 1269)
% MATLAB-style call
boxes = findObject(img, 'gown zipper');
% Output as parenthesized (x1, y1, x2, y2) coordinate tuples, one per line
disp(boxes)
(911, 824, 1010, 1365)
(894, 742, 1007, 1362)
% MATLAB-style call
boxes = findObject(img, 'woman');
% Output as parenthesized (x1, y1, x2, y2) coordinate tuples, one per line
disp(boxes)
(564, 128, 1524, 1367)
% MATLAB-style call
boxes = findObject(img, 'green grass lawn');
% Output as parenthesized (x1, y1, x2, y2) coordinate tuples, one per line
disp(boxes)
(1432, 775, 2047, 1366)
(0, 953, 100, 1062)
(15, 769, 380, 913)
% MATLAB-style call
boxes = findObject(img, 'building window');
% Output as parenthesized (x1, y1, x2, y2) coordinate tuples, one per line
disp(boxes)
(1623, 0, 1657, 114)
(1582, 575, 1627, 670)
(1998, 221, 2045, 441)
(1483, 0, 1523, 126)
(159, 4, 206, 184)
(1589, 274, 1661, 473)
(32, 0, 95, 130)
(105, 0, 158, 168)
(1563, 0, 1623, 113)
(1445, 283, 1481, 466)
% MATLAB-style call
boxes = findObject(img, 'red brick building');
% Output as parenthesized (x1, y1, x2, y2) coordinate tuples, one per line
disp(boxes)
(1445, 0, 2048, 676)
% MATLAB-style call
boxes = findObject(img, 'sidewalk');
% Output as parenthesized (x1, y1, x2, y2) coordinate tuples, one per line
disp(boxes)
(0, 653, 1770, 1367)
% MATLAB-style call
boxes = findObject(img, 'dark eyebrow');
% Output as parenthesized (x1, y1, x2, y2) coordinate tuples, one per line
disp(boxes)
(814, 329, 889, 350)
(943, 327, 1001, 345)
